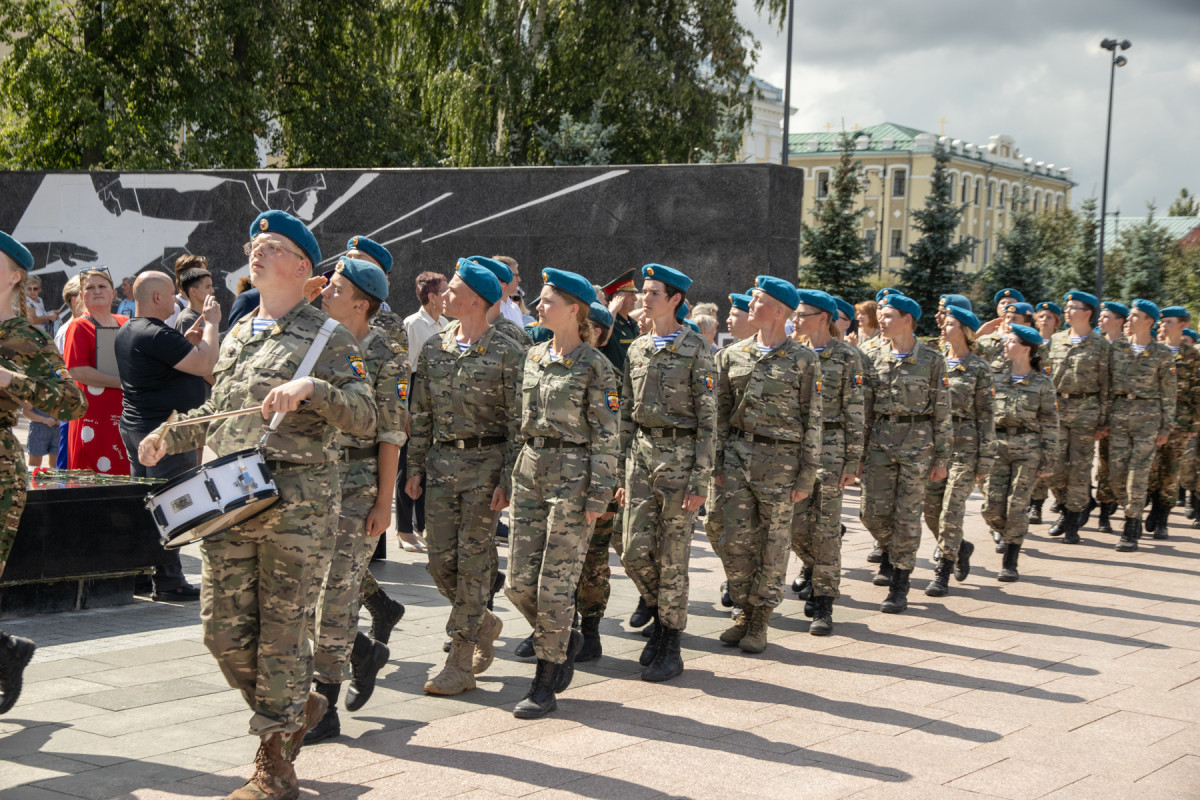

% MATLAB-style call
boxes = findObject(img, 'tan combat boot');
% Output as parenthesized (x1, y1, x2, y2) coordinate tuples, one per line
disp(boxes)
(719, 607, 750, 645)
(738, 606, 770, 654)
(226, 733, 298, 800)
(472, 611, 504, 675)
(424, 640, 477, 695)
(283, 690, 327, 764)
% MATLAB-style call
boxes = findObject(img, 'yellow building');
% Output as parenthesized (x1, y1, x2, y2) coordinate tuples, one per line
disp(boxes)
(786, 122, 1074, 275)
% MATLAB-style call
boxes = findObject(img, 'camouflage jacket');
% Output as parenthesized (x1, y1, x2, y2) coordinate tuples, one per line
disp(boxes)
(1107, 339, 1177, 439)
(944, 352, 997, 474)
(492, 315, 534, 349)
(715, 337, 823, 495)
(408, 324, 524, 487)
(157, 300, 376, 463)
(520, 340, 620, 513)
(1046, 329, 1110, 428)
(807, 339, 865, 475)
(974, 331, 1004, 363)
(619, 327, 717, 497)
(990, 366, 1060, 474)
(341, 326, 409, 451)
(0, 317, 87, 460)
(370, 306, 409, 350)
(862, 338, 953, 469)
(1168, 343, 1200, 433)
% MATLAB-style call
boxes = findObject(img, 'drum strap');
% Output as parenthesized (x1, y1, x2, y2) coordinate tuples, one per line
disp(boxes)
(260, 316, 342, 445)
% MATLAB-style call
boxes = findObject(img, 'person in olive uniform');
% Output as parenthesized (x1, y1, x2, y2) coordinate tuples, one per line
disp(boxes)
(1094, 301, 1130, 532)
(1145, 306, 1200, 540)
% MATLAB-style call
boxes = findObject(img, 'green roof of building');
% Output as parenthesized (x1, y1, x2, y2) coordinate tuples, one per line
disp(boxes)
(1103, 215, 1200, 252)
(787, 122, 928, 152)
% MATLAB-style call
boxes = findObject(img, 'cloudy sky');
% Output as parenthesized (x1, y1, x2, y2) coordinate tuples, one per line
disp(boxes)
(736, 0, 1200, 216)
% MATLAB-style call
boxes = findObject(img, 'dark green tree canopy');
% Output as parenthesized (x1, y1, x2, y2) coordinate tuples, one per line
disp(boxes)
(798, 133, 874, 302)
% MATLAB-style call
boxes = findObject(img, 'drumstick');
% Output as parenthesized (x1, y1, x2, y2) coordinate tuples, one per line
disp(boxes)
(161, 405, 264, 429)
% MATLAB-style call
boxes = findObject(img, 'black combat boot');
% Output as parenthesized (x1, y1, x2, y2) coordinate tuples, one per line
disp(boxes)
(792, 566, 813, 599)
(1115, 517, 1141, 552)
(1062, 509, 1082, 544)
(880, 569, 911, 614)
(1050, 500, 1065, 514)
(553, 629, 584, 692)
(486, 569, 505, 612)
(1144, 496, 1162, 536)
(513, 659, 557, 719)
(804, 596, 816, 618)
(1028, 499, 1044, 525)
(1186, 490, 1199, 519)
(1154, 499, 1170, 540)
(642, 625, 683, 682)
(954, 540, 974, 582)
(866, 543, 885, 564)
(363, 584, 406, 646)
(1078, 495, 1098, 527)
(872, 550, 893, 586)
(719, 581, 733, 608)
(639, 614, 665, 666)
(514, 634, 535, 658)
(0, 633, 36, 715)
(576, 616, 603, 663)
(992, 528, 1006, 553)
(997, 542, 1021, 582)
(1180, 486, 1188, 506)
(303, 681, 341, 744)
(344, 631, 389, 712)
(1097, 501, 1117, 533)
(629, 596, 653, 628)
(924, 557, 953, 597)
(809, 596, 834, 637)
(1048, 510, 1068, 537)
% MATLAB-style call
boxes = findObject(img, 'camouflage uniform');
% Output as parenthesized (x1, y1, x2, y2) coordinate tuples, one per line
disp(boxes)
(973, 331, 1004, 363)
(982, 366, 1059, 544)
(0, 318, 87, 578)
(153, 301, 376, 737)
(923, 352, 995, 561)
(790, 340, 864, 598)
(505, 341, 619, 663)
(312, 328, 408, 684)
(618, 328, 716, 629)
(1147, 344, 1199, 506)
(702, 341, 740, 565)
(409, 325, 523, 644)
(493, 315, 534, 349)
(861, 341, 952, 571)
(370, 307, 407, 345)
(1106, 340, 1176, 519)
(715, 338, 822, 609)
(576, 354, 623, 621)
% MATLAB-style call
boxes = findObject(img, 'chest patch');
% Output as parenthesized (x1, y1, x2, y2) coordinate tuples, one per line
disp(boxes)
(347, 354, 368, 381)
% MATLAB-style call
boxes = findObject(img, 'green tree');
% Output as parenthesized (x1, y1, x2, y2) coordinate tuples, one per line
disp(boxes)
(798, 134, 873, 301)
(1167, 188, 1199, 217)
(1112, 204, 1172, 303)
(1164, 239, 1200, 315)
(1040, 198, 1100, 300)
(533, 96, 618, 166)
(981, 182, 1045, 305)
(898, 144, 975, 334)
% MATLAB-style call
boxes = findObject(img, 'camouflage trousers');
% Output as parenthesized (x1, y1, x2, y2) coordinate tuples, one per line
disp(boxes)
(576, 506, 622, 619)
(0, 456, 27, 581)
(1047, 422, 1100, 513)
(861, 425, 935, 572)
(1180, 435, 1200, 493)
(1096, 436, 1116, 504)
(703, 478, 726, 563)
(425, 444, 504, 644)
(201, 462, 338, 737)
(312, 460, 378, 684)
(360, 570, 382, 606)
(1109, 400, 1161, 518)
(620, 433, 701, 630)
(923, 448, 979, 562)
(789, 455, 846, 599)
(721, 436, 799, 609)
(1148, 429, 1193, 506)
(981, 438, 1038, 545)
(1030, 476, 1049, 503)
(506, 445, 595, 664)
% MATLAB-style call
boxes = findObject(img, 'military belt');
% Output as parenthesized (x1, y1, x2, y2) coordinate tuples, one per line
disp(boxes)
(637, 424, 697, 440)
(879, 413, 931, 424)
(440, 436, 506, 450)
(265, 459, 314, 472)
(526, 437, 587, 450)
(1058, 392, 1097, 399)
(340, 445, 379, 462)
(731, 427, 799, 447)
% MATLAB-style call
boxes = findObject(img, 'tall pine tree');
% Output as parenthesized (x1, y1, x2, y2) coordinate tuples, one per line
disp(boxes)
(1042, 198, 1099, 300)
(798, 133, 874, 301)
(982, 181, 1046, 306)
(1117, 204, 1172, 304)
(898, 144, 975, 335)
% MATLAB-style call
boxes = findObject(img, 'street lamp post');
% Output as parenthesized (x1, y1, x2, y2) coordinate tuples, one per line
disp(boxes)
(1096, 37, 1130, 298)
(780, 0, 795, 166)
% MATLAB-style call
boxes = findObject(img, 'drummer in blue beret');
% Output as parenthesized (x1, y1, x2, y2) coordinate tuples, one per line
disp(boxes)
(1145, 304, 1198, 542)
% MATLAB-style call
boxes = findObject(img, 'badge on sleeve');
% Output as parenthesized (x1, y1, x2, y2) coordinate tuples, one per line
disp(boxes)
(396, 376, 408, 401)
(990, 385, 995, 398)
(51, 361, 70, 380)
(704, 371, 715, 393)
(1169, 365, 1176, 376)
(941, 374, 949, 389)
(346, 353, 368, 380)
(853, 370, 863, 387)
(606, 390, 620, 413)
(1043, 365, 1052, 375)
(814, 376, 822, 395)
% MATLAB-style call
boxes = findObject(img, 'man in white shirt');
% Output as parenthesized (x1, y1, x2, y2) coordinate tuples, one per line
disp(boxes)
(492, 255, 525, 328)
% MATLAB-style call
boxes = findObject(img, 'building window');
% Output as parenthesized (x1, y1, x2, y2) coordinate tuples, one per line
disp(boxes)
(1056, 195, 1062, 209)
(889, 229, 904, 257)
(892, 169, 907, 198)
(999, 185, 1006, 208)
(961, 176, 969, 203)
(1033, 192, 1039, 212)
(974, 179, 981, 205)
(817, 171, 830, 199)
(1012, 191, 1018, 212)
(986, 182, 994, 208)
(983, 238, 991, 264)
(970, 240, 977, 264)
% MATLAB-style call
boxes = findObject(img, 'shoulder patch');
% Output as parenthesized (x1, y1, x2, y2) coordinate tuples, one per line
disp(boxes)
(941, 374, 949, 389)
(704, 371, 715, 393)
(346, 353, 368, 380)
(51, 360, 70, 380)
(1043, 364, 1052, 374)
(853, 370, 863, 387)
(606, 389, 620, 413)
(396, 376, 408, 401)
(815, 375, 822, 395)
(1169, 365, 1176, 376)
(990, 385, 995, 398)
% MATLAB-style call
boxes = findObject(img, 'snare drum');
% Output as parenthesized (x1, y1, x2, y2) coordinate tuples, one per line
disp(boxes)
(146, 448, 280, 549)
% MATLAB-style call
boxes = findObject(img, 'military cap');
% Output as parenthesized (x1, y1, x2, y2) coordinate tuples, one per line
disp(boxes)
(753, 275, 799, 311)
(1009, 324, 1043, 347)
(795, 288, 837, 317)
(1005, 301, 1035, 317)
(541, 268, 595, 305)
(466, 255, 513, 285)
(879, 293, 922, 321)
(1183, 328, 1198, 342)
(946, 305, 981, 332)
(1034, 301, 1063, 318)
(602, 268, 638, 296)
(676, 300, 690, 321)
(728, 292, 751, 312)
(250, 210, 321, 267)
(346, 235, 392, 273)
(455, 259, 503, 305)
(1160, 305, 1190, 320)
(0, 231, 33, 271)
(876, 287, 906, 302)
(833, 296, 855, 322)
(938, 293, 972, 311)
(683, 318, 701, 333)
(334, 257, 389, 302)
(641, 263, 692, 292)
(589, 301, 614, 329)
(993, 287, 1025, 305)
(1131, 299, 1161, 321)
(1101, 301, 1129, 318)
(1064, 290, 1098, 309)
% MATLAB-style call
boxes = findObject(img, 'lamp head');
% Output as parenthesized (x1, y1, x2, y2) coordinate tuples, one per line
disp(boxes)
(1120, 39, 1131, 50)
(1100, 38, 1117, 50)
(1115, 55, 1128, 67)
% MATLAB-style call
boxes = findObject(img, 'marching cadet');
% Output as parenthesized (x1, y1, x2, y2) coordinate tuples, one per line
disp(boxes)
(407, 261, 522, 697)
(974, 288, 1026, 360)
(0, 231, 87, 715)
(599, 268, 641, 374)
(1145, 306, 1199, 539)
(788, 289, 863, 636)
(506, 268, 618, 719)
(615, 264, 715, 680)
(1040, 292, 1110, 545)
(922, 305, 993, 596)
(983, 325, 1059, 582)
(860, 294, 951, 613)
(1108, 300, 1176, 552)
(465, 255, 534, 348)
(306, 258, 408, 742)
(715, 276, 822, 653)
(1095, 301, 1130, 532)
(1181, 326, 1200, 523)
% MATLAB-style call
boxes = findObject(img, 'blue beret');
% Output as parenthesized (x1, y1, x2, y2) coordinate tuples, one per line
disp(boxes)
(938, 294, 972, 311)
(728, 292, 751, 312)
(250, 210, 321, 267)
(642, 263, 692, 292)
(795, 289, 837, 317)
(589, 301, 614, 329)
(1064, 290, 1098, 309)
(833, 296, 855, 322)
(455, 259, 503, 305)
(541, 268, 594, 305)
(753, 275, 799, 311)
(1101, 301, 1129, 318)
(876, 288, 906, 302)
(1131, 299, 1160, 321)
(466, 255, 513, 285)
(334, 257, 389, 302)
(879, 293, 921, 321)
(1034, 301, 1063, 318)
(683, 318, 700, 333)
(1160, 306, 1190, 320)
(346, 235, 392, 274)
(945, 305, 981, 331)
(1184, 328, 1199, 341)
(0, 231, 33, 271)
(1009, 324, 1043, 347)
(676, 300, 690, 322)
(994, 288, 1025, 305)
(1005, 301, 1034, 317)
